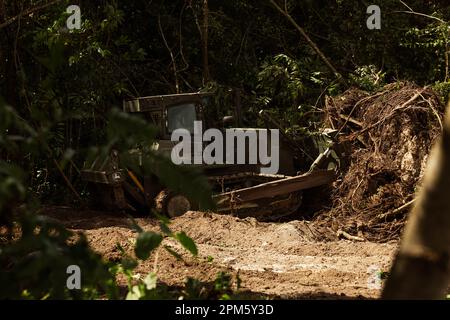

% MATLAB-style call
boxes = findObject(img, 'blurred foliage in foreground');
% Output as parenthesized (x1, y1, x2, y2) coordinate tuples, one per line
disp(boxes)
(0, 96, 218, 299)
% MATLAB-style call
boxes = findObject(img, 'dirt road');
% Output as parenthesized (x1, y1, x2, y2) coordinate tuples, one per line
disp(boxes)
(45, 207, 397, 299)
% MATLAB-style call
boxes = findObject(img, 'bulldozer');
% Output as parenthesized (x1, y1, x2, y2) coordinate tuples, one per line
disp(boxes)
(81, 91, 339, 219)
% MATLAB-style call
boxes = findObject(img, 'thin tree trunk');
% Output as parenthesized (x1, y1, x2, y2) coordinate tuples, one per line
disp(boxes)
(158, 15, 180, 93)
(202, 0, 210, 84)
(269, 0, 346, 86)
(382, 103, 450, 299)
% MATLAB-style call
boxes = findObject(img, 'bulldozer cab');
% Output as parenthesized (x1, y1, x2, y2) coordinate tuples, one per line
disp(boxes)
(123, 92, 213, 140)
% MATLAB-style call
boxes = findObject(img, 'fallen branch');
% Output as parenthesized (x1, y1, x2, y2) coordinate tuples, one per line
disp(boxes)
(338, 113, 363, 127)
(377, 199, 416, 221)
(419, 93, 444, 131)
(337, 230, 365, 242)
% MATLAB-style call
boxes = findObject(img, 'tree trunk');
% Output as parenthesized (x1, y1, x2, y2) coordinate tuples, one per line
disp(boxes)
(382, 103, 450, 299)
(201, 0, 210, 84)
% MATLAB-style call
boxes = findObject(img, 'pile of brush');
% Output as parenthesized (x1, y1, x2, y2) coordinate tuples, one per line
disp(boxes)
(314, 82, 445, 242)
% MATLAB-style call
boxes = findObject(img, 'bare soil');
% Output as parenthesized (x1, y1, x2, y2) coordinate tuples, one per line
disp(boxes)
(44, 206, 398, 299)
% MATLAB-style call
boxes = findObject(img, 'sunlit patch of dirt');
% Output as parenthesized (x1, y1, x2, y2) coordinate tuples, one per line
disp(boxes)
(44, 207, 398, 299)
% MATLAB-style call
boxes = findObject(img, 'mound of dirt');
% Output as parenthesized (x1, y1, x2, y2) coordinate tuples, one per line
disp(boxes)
(315, 82, 445, 242)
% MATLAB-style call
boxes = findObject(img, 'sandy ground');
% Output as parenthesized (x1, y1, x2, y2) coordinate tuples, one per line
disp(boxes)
(44, 207, 398, 299)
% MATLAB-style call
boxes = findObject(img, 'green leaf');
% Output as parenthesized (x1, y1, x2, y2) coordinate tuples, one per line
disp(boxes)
(120, 257, 138, 272)
(134, 232, 163, 260)
(153, 211, 171, 225)
(164, 245, 183, 261)
(174, 232, 198, 256)
(128, 218, 144, 234)
(159, 221, 172, 236)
